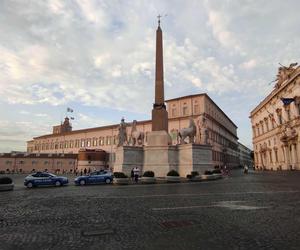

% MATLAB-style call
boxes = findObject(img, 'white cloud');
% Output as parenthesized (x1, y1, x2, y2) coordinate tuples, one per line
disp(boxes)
(0, 0, 299, 151)
(240, 59, 257, 70)
(206, 9, 242, 53)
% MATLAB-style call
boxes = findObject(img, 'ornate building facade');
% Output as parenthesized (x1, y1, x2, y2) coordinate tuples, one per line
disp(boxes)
(27, 93, 245, 170)
(250, 64, 300, 170)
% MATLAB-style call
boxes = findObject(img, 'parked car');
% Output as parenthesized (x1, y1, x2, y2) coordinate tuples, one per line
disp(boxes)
(74, 170, 113, 186)
(24, 172, 68, 188)
(0, 177, 14, 191)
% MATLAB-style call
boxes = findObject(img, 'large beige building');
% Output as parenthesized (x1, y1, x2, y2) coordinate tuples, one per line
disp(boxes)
(27, 93, 244, 169)
(0, 152, 77, 174)
(250, 64, 300, 170)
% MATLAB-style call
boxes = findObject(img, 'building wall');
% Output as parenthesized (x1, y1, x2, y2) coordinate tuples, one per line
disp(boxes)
(27, 93, 242, 168)
(250, 67, 300, 170)
(0, 153, 77, 173)
(238, 143, 253, 167)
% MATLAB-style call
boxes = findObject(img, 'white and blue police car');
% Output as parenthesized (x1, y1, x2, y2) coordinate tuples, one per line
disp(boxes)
(24, 172, 68, 188)
(74, 170, 113, 186)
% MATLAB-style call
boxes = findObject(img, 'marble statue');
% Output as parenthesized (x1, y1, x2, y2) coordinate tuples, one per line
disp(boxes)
(178, 117, 197, 144)
(198, 114, 209, 145)
(275, 63, 298, 88)
(130, 120, 145, 146)
(117, 118, 128, 146)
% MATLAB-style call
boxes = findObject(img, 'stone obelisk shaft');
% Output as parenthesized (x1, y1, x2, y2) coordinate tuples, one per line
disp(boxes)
(152, 24, 168, 132)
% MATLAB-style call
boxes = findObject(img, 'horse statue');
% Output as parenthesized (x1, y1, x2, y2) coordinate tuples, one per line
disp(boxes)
(178, 117, 197, 144)
(130, 120, 145, 146)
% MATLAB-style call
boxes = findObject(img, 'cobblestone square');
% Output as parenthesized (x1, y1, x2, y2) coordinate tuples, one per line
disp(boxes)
(1, 170, 300, 250)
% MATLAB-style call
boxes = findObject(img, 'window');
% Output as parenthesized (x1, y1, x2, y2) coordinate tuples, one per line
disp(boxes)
(106, 136, 111, 145)
(87, 139, 91, 147)
(172, 108, 176, 117)
(265, 119, 269, 131)
(296, 102, 300, 116)
(92, 138, 97, 146)
(81, 139, 85, 147)
(286, 109, 291, 120)
(99, 137, 104, 146)
(194, 105, 199, 114)
(270, 115, 275, 129)
(278, 114, 282, 125)
(183, 106, 188, 116)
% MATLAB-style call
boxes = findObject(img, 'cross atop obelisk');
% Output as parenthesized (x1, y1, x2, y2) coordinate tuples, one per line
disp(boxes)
(152, 16, 168, 132)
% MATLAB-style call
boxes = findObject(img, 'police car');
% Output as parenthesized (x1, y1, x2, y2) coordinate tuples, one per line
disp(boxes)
(24, 172, 69, 188)
(74, 170, 113, 186)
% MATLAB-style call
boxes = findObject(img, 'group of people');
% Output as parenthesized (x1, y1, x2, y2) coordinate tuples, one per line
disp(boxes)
(130, 166, 140, 183)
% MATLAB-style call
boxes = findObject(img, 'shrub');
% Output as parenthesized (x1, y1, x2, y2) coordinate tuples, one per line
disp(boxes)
(191, 171, 199, 177)
(143, 171, 155, 177)
(167, 170, 179, 177)
(212, 169, 221, 174)
(186, 174, 192, 179)
(113, 172, 128, 178)
(204, 170, 213, 175)
(0, 177, 13, 184)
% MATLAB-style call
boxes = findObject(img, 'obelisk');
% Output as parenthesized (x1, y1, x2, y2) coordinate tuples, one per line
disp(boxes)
(152, 16, 168, 132)
(147, 16, 171, 147)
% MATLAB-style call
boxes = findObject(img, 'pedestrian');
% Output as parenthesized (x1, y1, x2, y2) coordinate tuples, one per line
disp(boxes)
(84, 168, 87, 175)
(244, 165, 248, 174)
(88, 167, 91, 174)
(75, 169, 78, 176)
(133, 166, 140, 183)
(224, 165, 228, 175)
(80, 169, 83, 176)
(131, 168, 134, 181)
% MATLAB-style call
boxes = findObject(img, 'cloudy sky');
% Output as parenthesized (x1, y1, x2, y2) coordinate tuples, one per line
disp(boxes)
(0, 0, 299, 152)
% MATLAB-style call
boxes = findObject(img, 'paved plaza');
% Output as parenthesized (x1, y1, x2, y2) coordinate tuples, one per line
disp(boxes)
(0, 170, 300, 250)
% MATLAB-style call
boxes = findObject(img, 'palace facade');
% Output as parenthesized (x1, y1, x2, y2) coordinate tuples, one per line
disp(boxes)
(250, 64, 300, 170)
(26, 93, 249, 170)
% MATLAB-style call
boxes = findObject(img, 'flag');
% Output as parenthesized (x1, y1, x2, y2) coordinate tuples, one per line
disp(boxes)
(67, 107, 73, 112)
(280, 98, 295, 106)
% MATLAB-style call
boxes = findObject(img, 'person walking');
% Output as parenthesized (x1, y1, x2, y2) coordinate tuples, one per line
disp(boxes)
(84, 168, 87, 175)
(80, 169, 83, 176)
(131, 168, 134, 181)
(133, 166, 140, 183)
(244, 165, 248, 174)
